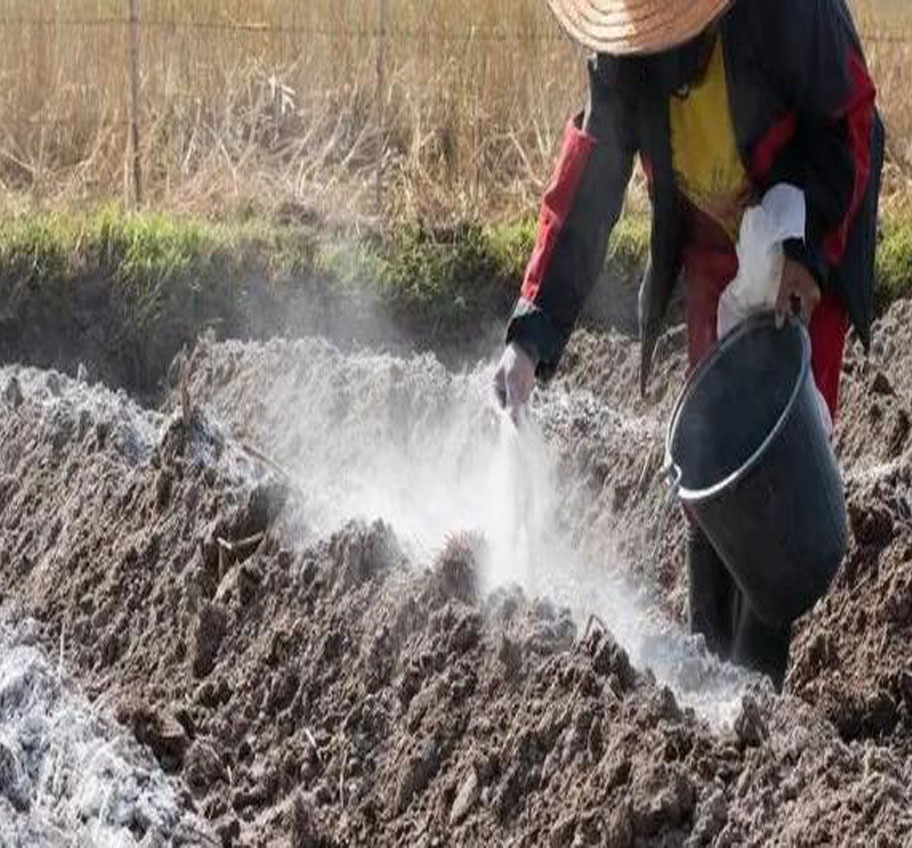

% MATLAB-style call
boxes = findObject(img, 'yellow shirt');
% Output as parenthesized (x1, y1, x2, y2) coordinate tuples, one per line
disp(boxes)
(670, 37, 751, 241)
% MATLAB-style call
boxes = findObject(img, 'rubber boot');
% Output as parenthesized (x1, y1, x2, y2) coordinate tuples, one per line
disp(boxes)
(687, 526, 737, 661)
(732, 594, 792, 693)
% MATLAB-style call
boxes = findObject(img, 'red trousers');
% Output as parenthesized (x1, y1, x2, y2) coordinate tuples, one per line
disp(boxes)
(682, 246, 848, 420)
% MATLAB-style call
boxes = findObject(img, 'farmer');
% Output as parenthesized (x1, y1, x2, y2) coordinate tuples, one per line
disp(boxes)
(494, 0, 883, 690)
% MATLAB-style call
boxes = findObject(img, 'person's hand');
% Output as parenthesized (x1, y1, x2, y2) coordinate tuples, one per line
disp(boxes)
(494, 342, 537, 423)
(776, 258, 821, 327)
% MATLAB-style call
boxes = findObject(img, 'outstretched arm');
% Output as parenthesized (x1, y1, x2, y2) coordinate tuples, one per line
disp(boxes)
(505, 56, 638, 382)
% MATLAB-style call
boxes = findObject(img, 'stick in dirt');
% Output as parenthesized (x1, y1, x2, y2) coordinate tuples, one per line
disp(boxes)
(127, 0, 143, 207)
(240, 441, 293, 480)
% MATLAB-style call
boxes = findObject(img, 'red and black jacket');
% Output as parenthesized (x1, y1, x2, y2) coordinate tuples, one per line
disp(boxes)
(508, 0, 884, 393)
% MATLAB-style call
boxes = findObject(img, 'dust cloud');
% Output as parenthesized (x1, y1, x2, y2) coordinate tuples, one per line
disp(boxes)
(194, 338, 757, 725)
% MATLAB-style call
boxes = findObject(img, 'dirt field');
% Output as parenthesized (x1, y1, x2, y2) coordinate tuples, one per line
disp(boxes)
(1, 297, 912, 846)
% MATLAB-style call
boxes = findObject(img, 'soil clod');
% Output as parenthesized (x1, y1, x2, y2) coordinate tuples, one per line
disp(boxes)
(3, 310, 912, 845)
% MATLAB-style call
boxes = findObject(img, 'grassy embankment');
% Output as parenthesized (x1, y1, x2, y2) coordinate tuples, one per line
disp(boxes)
(0, 207, 910, 396)
(0, 2, 909, 389)
(0, 206, 639, 386)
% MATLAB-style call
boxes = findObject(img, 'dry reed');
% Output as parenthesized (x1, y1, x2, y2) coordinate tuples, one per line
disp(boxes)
(0, 0, 907, 221)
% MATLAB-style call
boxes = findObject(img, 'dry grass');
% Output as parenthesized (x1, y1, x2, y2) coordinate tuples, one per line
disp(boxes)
(0, 0, 907, 221)
(854, 0, 912, 212)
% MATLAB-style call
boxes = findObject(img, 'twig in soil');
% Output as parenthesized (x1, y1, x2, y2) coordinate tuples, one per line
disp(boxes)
(89, 690, 116, 720)
(216, 532, 266, 556)
(583, 614, 610, 643)
(93, 786, 114, 842)
(240, 441, 292, 480)
(636, 446, 657, 495)
(339, 749, 347, 809)
(180, 354, 192, 431)
(846, 445, 912, 487)
(35, 750, 58, 811)
(304, 727, 324, 764)
(505, 677, 539, 740)
(57, 622, 66, 681)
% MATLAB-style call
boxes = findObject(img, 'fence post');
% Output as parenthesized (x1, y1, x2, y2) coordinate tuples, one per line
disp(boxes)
(127, 0, 143, 208)
(375, 0, 387, 215)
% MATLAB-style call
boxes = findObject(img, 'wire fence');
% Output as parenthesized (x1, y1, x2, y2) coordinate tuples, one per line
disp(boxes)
(0, 5, 907, 211)
(0, 15, 907, 42)
(0, 18, 564, 40)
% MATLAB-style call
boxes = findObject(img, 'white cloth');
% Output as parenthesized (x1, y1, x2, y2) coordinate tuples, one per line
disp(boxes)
(717, 184, 806, 338)
(718, 184, 833, 435)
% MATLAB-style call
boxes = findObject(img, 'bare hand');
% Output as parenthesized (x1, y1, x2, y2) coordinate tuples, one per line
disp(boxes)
(776, 258, 821, 327)
(493, 342, 537, 423)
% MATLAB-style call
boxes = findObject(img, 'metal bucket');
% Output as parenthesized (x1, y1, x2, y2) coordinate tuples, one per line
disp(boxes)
(665, 313, 847, 628)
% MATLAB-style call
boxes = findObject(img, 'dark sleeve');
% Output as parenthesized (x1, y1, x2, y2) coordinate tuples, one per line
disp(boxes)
(505, 55, 637, 380)
(764, 0, 877, 288)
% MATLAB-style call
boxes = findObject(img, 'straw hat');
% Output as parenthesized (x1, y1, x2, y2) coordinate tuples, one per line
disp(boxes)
(545, 0, 733, 55)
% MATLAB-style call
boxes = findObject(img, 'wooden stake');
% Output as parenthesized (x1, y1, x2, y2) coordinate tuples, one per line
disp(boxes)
(127, 0, 143, 208)
(375, 0, 387, 215)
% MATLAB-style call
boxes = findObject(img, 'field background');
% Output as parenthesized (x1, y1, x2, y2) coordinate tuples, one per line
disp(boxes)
(0, 1, 911, 446)
(0, 0, 908, 221)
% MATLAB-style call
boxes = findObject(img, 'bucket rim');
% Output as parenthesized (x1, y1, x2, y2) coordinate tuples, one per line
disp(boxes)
(664, 312, 811, 504)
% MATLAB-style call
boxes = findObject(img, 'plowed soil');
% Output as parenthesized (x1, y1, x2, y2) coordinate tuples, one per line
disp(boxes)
(1, 302, 912, 846)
